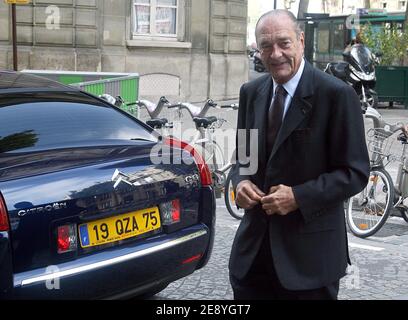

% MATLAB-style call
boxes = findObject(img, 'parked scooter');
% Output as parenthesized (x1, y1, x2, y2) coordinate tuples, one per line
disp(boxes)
(253, 49, 266, 73)
(324, 44, 381, 109)
(249, 48, 266, 73)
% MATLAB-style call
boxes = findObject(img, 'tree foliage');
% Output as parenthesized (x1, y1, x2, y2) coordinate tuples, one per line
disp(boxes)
(297, 0, 309, 19)
(360, 23, 408, 66)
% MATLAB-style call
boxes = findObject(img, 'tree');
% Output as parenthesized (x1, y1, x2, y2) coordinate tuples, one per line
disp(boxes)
(364, 0, 370, 9)
(360, 23, 408, 66)
(284, 0, 296, 10)
(297, 0, 309, 19)
(321, 0, 328, 13)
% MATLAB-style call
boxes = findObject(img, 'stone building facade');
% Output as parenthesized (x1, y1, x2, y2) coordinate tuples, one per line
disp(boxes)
(0, 0, 248, 102)
(312, 0, 407, 15)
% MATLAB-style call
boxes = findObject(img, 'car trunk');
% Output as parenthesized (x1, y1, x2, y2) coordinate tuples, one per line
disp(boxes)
(0, 141, 202, 273)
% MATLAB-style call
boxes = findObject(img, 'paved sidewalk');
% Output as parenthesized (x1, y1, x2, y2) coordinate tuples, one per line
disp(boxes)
(154, 199, 408, 300)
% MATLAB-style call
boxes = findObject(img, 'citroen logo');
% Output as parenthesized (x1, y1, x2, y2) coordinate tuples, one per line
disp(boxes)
(111, 169, 134, 189)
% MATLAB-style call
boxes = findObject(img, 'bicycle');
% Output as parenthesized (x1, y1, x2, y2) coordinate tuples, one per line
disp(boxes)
(216, 105, 245, 220)
(167, 100, 244, 219)
(345, 106, 408, 238)
(115, 95, 244, 220)
(167, 100, 227, 181)
(98, 94, 173, 133)
(133, 96, 175, 136)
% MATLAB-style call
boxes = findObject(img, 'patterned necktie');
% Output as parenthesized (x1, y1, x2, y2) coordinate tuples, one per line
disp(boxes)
(267, 84, 287, 154)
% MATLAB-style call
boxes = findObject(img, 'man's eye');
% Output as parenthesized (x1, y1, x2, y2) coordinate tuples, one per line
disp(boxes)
(281, 41, 291, 48)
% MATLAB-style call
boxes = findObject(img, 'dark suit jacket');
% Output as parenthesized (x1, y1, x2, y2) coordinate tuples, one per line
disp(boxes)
(229, 61, 370, 291)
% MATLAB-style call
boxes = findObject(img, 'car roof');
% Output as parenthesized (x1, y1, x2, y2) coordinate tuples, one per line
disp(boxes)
(0, 71, 79, 93)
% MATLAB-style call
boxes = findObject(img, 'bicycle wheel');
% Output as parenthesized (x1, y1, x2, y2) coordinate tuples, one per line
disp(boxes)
(224, 170, 245, 220)
(193, 140, 226, 172)
(346, 167, 394, 238)
(191, 141, 226, 198)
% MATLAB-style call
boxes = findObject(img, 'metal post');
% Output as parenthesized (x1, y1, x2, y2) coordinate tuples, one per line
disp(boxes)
(274, 0, 277, 9)
(11, 3, 17, 71)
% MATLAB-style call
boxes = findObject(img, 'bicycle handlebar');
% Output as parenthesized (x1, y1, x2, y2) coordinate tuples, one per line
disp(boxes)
(167, 100, 218, 118)
(168, 103, 183, 109)
(206, 99, 217, 108)
(133, 96, 171, 118)
(135, 100, 152, 106)
(220, 103, 239, 110)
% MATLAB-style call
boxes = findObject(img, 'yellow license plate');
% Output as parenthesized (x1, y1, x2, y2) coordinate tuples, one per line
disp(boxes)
(79, 207, 161, 248)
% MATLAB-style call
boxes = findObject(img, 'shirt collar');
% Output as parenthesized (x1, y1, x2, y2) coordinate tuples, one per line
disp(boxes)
(272, 58, 305, 98)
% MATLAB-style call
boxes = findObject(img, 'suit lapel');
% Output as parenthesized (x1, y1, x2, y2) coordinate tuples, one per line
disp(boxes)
(268, 61, 315, 162)
(253, 76, 273, 164)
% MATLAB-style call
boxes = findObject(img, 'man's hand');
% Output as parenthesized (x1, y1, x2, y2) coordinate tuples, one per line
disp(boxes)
(261, 185, 299, 216)
(235, 180, 266, 210)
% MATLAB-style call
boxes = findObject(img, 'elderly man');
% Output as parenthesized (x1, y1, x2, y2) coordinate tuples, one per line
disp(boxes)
(229, 10, 370, 300)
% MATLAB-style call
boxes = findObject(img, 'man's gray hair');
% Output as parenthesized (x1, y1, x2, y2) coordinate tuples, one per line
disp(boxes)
(255, 9, 303, 39)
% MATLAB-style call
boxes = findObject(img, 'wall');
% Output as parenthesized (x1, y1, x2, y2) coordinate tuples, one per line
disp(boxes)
(0, 0, 248, 103)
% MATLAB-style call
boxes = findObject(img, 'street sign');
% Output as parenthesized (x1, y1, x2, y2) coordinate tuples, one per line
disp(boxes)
(4, 0, 30, 4)
(357, 8, 387, 16)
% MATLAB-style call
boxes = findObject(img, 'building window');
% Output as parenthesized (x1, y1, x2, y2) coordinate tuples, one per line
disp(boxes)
(133, 0, 178, 37)
(382, 2, 387, 9)
(399, 1, 406, 9)
(333, 23, 345, 52)
(316, 23, 330, 54)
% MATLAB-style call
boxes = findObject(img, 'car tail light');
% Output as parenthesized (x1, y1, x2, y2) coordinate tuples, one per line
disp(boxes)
(0, 194, 9, 232)
(160, 199, 181, 225)
(164, 137, 212, 186)
(182, 254, 202, 265)
(57, 224, 77, 254)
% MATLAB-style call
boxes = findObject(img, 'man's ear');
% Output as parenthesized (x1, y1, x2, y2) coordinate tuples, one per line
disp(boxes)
(300, 31, 305, 48)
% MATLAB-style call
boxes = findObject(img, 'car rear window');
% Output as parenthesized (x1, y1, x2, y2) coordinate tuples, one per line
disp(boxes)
(0, 94, 156, 153)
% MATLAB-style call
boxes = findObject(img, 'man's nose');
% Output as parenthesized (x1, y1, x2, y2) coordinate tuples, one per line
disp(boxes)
(269, 45, 283, 59)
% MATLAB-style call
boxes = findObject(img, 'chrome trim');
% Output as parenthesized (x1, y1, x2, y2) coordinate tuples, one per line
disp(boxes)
(350, 65, 375, 81)
(14, 229, 207, 287)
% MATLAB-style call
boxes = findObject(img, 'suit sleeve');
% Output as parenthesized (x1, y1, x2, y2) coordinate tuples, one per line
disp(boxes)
(230, 83, 252, 190)
(292, 84, 370, 224)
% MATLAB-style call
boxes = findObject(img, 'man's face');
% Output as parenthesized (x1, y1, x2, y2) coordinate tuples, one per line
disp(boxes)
(256, 15, 305, 84)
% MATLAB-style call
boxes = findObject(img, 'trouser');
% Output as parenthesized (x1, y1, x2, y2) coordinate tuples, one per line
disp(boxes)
(229, 231, 340, 300)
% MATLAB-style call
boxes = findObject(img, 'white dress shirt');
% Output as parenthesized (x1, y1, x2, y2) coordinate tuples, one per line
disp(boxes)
(271, 58, 305, 120)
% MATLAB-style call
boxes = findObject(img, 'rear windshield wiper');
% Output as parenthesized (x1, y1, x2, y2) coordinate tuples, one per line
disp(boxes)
(130, 138, 157, 142)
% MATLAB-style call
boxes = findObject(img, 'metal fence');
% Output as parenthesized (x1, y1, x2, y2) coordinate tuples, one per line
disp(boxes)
(21, 70, 140, 116)
(71, 74, 140, 116)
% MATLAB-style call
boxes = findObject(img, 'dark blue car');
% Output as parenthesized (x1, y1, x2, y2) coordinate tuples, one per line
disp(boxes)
(0, 71, 215, 299)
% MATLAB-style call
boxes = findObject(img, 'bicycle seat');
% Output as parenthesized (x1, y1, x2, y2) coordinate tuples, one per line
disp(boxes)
(193, 116, 218, 128)
(146, 118, 168, 129)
